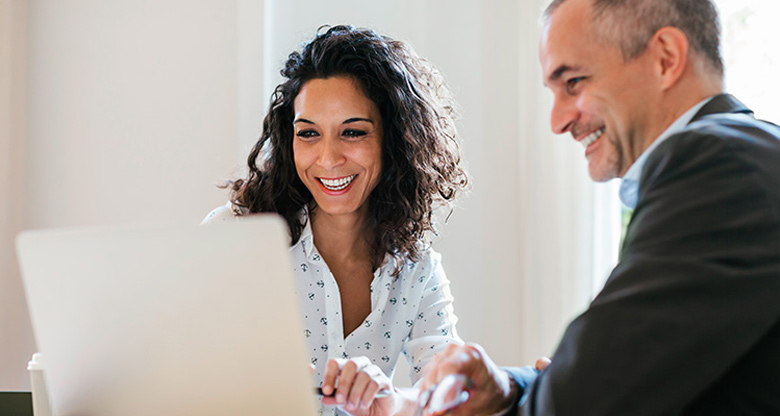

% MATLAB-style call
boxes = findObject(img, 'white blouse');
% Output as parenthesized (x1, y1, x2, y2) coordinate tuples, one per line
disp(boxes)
(203, 203, 462, 415)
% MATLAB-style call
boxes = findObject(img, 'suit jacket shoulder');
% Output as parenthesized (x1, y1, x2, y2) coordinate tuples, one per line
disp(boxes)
(519, 95, 780, 416)
(627, 96, 780, 259)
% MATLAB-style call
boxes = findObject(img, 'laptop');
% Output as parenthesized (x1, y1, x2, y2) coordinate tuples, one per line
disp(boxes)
(16, 215, 317, 416)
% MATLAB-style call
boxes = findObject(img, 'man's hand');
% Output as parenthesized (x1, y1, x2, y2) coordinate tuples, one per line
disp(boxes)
(535, 357, 551, 371)
(419, 343, 518, 416)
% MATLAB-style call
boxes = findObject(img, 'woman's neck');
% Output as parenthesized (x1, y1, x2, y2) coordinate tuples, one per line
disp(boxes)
(309, 208, 376, 269)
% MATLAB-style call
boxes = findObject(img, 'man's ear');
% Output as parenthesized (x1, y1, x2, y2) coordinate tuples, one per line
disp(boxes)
(648, 26, 689, 91)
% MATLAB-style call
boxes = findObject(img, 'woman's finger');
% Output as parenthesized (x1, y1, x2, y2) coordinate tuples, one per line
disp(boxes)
(358, 373, 383, 411)
(345, 370, 372, 412)
(335, 359, 359, 404)
(321, 358, 346, 397)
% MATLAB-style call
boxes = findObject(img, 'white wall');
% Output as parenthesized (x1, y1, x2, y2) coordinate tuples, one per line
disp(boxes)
(24, 1, 244, 229)
(1, 0, 34, 392)
(2, 0, 609, 390)
(1, 0, 264, 389)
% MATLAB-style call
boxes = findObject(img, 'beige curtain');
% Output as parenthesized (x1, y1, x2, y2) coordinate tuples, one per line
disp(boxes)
(0, 0, 35, 390)
(515, 1, 621, 363)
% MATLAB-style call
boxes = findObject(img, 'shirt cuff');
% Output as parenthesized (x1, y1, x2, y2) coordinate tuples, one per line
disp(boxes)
(496, 366, 541, 415)
(485, 369, 522, 416)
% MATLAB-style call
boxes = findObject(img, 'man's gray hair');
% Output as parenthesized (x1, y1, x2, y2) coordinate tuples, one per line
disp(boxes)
(544, 0, 723, 75)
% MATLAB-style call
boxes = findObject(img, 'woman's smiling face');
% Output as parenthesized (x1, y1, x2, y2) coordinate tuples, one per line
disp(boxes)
(292, 75, 383, 219)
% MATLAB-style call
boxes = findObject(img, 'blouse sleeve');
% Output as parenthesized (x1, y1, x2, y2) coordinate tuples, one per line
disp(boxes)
(201, 202, 242, 224)
(402, 249, 463, 384)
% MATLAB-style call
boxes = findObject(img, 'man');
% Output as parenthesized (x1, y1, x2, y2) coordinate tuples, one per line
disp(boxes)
(420, 0, 780, 415)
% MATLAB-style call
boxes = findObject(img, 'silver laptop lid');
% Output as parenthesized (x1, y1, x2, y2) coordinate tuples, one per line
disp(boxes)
(16, 215, 316, 416)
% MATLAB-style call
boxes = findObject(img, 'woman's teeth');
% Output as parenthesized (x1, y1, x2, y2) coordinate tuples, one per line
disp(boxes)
(581, 128, 605, 148)
(319, 175, 356, 191)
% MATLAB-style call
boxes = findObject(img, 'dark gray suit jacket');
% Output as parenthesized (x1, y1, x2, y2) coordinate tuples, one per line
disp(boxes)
(506, 94, 780, 415)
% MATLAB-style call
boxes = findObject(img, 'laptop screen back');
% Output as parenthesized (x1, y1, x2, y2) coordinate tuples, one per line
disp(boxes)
(16, 216, 316, 416)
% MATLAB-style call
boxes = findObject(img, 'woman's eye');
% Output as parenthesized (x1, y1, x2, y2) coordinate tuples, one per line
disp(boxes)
(342, 129, 367, 138)
(296, 130, 319, 139)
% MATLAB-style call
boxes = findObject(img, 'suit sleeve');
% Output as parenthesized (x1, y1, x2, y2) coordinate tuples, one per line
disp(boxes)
(518, 131, 780, 415)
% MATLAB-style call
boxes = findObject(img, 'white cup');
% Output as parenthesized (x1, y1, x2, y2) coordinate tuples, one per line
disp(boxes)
(28, 353, 52, 416)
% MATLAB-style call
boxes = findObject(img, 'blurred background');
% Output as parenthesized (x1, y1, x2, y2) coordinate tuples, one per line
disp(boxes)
(2, 0, 778, 390)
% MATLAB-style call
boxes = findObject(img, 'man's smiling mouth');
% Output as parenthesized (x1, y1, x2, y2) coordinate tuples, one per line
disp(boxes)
(580, 127, 605, 148)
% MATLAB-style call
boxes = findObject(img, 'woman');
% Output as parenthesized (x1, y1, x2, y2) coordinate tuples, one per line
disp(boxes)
(204, 25, 468, 416)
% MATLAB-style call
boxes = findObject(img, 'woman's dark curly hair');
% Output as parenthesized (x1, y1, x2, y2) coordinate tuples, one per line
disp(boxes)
(229, 25, 468, 273)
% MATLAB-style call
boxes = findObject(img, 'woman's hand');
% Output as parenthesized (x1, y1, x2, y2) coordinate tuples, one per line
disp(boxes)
(320, 356, 402, 416)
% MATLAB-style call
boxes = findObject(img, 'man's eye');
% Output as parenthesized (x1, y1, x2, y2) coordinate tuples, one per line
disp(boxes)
(566, 77, 585, 91)
(342, 129, 367, 138)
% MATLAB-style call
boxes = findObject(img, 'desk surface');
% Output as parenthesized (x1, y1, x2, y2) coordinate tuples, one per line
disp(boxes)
(0, 392, 33, 416)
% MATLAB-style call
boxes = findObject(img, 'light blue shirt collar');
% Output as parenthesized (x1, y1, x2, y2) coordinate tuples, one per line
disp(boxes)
(618, 97, 713, 208)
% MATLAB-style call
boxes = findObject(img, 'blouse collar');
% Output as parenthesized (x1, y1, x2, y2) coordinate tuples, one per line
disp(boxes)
(294, 208, 401, 278)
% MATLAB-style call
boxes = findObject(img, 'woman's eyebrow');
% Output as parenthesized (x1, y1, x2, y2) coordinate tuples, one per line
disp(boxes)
(343, 117, 374, 124)
(293, 117, 374, 125)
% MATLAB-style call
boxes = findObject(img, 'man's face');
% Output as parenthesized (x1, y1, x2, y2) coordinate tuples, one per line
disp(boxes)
(540, 0, 659, 181)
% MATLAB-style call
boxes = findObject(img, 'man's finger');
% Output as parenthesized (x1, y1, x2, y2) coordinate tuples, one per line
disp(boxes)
(535, 357, 551, 371)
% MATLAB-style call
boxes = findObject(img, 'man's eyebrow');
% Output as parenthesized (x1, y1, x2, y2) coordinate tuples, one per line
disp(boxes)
(546, 64, 579, 83)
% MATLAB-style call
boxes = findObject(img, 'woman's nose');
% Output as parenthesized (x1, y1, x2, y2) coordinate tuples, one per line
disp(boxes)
(317, 136, 346, 169)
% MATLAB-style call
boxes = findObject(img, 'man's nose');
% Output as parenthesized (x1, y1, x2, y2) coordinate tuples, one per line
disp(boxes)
(550, 94, 579, 135)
